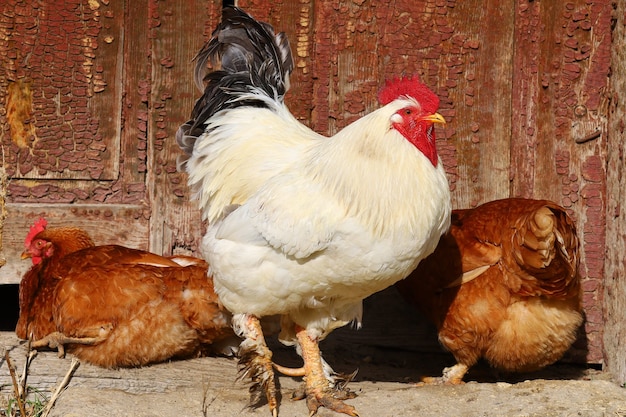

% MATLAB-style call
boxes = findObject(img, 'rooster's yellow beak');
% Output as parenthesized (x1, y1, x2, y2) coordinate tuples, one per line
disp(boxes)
(421, 113, 446, 125)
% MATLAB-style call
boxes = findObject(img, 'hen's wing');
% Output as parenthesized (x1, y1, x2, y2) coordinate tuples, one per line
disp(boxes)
(51, 254, 234, 367)
(398, 198, 580, 320)
(54, 245, 181, 270)
(433, 209, 503, 288)
(52, 263, 165, 337)
(51, 246, 222, 335)
(215, 174, 346, 260)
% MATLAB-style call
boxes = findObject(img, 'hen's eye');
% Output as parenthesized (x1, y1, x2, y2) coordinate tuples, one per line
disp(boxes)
(403, 109, 412, 115)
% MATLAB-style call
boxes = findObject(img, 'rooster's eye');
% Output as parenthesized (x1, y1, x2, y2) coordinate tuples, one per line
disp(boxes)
(403, 109, 412, 116)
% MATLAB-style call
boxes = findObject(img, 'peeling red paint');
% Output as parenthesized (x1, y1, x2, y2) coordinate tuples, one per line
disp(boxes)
(511, 0, 612, 363)
(0, 0, 141, 204)
(0, 0, 615, 364)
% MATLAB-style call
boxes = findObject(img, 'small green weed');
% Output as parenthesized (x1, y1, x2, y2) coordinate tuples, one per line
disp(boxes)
(1, 387, 47, 417)
(2, 342, 79, 417)
(1, 346, 47, 417)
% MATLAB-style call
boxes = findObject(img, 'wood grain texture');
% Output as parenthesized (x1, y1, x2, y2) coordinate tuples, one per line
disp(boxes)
(146, 0, 221, 257)
(603, 0, 626, 386)
(511, 0, 613, 364)
(0, 203, 149, 284)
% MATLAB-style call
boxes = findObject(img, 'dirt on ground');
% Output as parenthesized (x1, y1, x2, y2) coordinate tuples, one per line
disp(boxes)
(1, 289, 625, 417)
(2, 329, 626, 417)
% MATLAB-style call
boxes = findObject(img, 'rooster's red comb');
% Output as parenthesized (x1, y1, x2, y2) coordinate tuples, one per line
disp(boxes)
(378, 75, 439, 113)
(25, 218, 48, 248)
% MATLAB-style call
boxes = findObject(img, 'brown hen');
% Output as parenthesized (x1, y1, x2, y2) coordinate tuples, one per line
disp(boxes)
(17, 219, 237, 368)
(396, 198, 583, 384)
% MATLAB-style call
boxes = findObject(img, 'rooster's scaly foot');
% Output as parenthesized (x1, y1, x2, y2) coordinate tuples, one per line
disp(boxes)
(234, 314, 279, 415)
(295, 326, 358, 416)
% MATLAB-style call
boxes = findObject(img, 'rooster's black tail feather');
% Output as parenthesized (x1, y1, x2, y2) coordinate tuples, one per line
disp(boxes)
(176, 6, 293, 170)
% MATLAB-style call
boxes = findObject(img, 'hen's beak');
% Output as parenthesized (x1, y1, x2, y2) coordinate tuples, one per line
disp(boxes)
(21, 250, 32, 260)
(421, 113, 446, 125)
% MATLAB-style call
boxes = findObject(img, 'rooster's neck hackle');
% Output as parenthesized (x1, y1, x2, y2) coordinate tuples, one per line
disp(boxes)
(304, 104, 451, 240)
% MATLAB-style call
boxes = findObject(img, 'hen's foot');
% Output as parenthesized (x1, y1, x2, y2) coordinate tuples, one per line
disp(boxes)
(418, 363, 468, 386)
(295, 326, 358, 416)
(234, 314, 279, 416)
(32, 331, 108, 358)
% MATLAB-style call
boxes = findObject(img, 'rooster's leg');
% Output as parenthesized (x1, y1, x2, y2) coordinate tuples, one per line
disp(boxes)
(295, 326, 359, 417)
(420, 363, 468, 385)
(233, 313, 279, 416)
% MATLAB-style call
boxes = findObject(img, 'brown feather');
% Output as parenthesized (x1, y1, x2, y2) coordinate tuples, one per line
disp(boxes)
(396, 198, 582, 381)
(36, 227, 95, 258)
(17, 226, 236, 368)
(16, 227, 95, 340)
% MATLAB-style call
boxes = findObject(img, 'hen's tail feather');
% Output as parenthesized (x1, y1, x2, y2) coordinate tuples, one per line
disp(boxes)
(514, 203, 579, 298)
(176, 6, 293, 170)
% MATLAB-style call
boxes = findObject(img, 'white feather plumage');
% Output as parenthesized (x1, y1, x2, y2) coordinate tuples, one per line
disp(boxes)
(189, 97, 451, 342)
(178, 7, 452, 414)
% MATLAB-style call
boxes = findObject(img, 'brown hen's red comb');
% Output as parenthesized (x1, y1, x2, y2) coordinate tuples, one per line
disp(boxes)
(378, 75, 439, 114)
(25, 218, 47, 248)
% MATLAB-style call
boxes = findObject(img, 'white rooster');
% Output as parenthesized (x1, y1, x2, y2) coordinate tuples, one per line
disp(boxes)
(177, 7, 451, 416)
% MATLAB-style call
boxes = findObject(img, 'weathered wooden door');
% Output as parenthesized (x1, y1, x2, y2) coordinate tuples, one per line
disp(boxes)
(1, 0, 149, 278)
(235, 0, 613, 366)
(1, 0, 623, 381)
(221, 0, 618, 372)
(0, 0, 220, 283)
